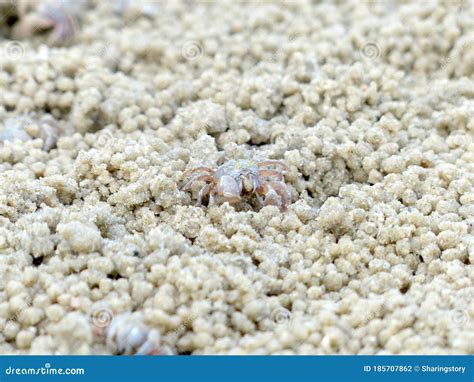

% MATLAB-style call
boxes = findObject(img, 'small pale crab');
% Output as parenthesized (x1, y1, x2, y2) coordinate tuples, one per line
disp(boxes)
(182, 159, 292, 211)
(12, 0, 87, 45)
(102, 312, 174, 355)
(0, 114, 63, 151)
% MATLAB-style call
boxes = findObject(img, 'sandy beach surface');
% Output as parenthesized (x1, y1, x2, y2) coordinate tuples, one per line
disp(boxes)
(0, 0, 473, 355)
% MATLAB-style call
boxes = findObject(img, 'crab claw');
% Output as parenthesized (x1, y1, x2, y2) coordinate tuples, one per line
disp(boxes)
(242, 173, 257, 193)
(216, 175, 241, 204)
(256, 182, 291, 211)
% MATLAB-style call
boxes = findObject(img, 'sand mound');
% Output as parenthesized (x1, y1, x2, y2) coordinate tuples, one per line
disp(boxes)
(0, 0, 472, 354)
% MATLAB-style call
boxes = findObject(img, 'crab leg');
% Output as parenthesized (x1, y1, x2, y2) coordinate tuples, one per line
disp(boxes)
(49, 10, 76, 44)
(256, 182, 291, 211)
(197, 183, 213, 206)
(258, 169, 284, 181)
(182, 167, 214, 177)
(257, 160, 290, 172)
(180, 173, 213, 191)
(269, 181, 291, 211)
(255, 190, 265, 207)
(209, 190, 217, 207)
(256, 184, 279, 208)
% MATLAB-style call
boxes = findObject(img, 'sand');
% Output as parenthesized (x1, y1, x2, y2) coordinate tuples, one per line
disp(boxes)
(0, 0, 473, 355)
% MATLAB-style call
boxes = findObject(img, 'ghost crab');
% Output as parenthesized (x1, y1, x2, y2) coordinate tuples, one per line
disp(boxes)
(182, 159, 292, 211)
(103, 312, 174, 355)
(12, 0, 86, 45)
(0, 114, 63, 151)
(92, 311, 174, 355)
